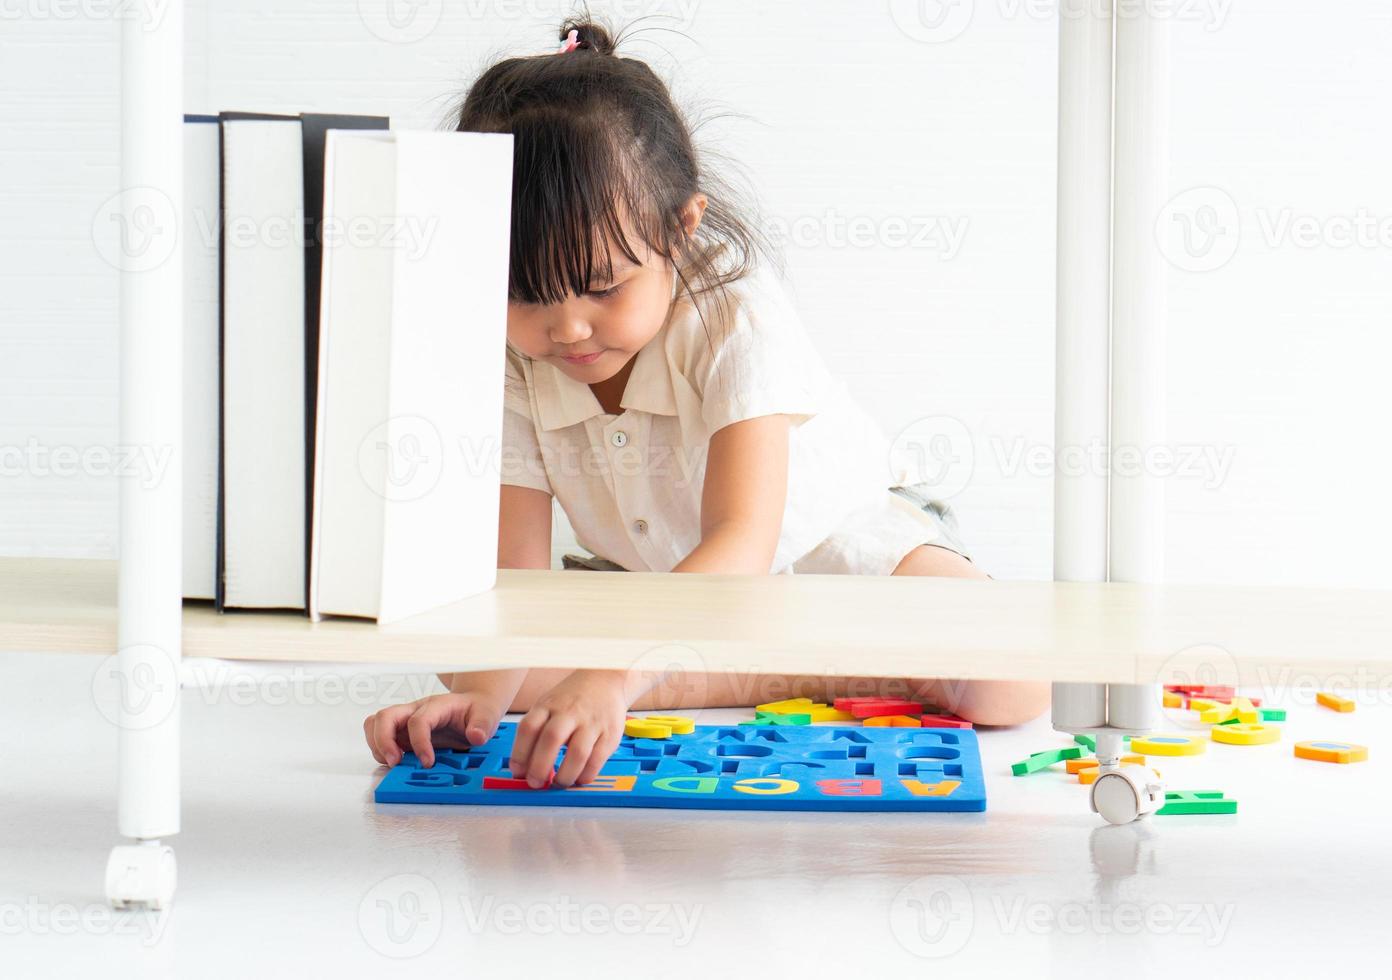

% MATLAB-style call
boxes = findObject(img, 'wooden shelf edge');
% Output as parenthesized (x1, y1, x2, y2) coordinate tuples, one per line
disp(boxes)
(4, 556, 1391, 687)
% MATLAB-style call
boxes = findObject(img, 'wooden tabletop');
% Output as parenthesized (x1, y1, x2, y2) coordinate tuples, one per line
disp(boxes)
(2, 557, 1389, 686)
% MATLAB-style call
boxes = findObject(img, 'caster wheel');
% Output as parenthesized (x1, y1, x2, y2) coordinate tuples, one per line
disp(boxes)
(106, 843, 177, 910)
(1090, 764, 1165, 825)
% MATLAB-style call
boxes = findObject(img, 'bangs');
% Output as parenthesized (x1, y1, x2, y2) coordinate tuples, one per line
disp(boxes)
(453, 32, 771, 315)
(506, 111, 665, 306)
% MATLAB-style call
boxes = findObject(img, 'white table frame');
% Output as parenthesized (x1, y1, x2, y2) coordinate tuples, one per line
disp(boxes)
(107, 1, 1190, 904)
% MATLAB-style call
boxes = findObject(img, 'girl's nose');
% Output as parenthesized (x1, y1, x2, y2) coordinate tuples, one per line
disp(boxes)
(548, 309, 592, 345)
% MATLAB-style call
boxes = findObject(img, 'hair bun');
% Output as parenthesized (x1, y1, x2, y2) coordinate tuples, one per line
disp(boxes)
(558, 19, 616, 55)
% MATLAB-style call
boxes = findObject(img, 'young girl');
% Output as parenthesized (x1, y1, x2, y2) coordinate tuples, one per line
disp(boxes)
(363, 19, 1049, 787)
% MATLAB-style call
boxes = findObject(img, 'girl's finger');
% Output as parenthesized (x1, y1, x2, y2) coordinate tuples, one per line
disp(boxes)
(526, 716, 576, 788)
(554, 727, 599, 788)
(372, 703, 417, 767)
(577, 728, 622, 786)
(406, 698, 457, 768)
(363, 713, 386, 765)
(463, 702, 503, 746)
(508, 708, 550, 778)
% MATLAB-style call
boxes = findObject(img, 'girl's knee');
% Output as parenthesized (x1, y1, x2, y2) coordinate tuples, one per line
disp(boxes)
(936, 678, 1050, 727)
(891, 544, 988, 580)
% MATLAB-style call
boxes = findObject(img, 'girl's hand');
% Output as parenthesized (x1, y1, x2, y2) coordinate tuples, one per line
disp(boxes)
(363, 670, 525, 768)
(508, 669, 630, 788)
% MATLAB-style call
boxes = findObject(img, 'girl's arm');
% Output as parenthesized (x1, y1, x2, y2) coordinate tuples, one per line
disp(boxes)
(496, 483, 554, 570)
(364, 485, 553, 768)
(670, 413, 793, 574)
(504, 415, 795, 787)
(439, 482, 555, 692)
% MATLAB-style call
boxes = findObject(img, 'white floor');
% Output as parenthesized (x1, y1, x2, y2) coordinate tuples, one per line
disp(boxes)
(3, 650, 1387, 977)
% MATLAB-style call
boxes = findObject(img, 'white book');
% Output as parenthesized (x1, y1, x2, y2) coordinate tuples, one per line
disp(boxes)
(310, 130, 513, 624)
(183, 116, 220, 600)
(218, 114, 306, 610)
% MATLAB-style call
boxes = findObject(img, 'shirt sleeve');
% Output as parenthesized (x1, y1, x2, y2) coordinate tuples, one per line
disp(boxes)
(695, 269, 828, 436)
(500, 347, 553, 495)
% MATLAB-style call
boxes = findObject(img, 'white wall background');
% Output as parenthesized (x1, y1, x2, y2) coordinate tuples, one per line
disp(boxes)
(2, 0, 1389, 588)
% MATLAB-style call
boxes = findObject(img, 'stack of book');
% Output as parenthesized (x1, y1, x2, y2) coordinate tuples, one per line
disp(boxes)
(182, 112, 513, 624)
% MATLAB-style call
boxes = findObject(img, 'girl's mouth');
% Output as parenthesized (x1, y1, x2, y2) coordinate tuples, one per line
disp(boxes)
(562, 350, 604, 365)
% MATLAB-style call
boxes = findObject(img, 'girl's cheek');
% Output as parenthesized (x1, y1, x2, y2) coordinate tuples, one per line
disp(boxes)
(505, 309, 548, 352)
(612, 280, 671, 336)
(605, 307, 658, 348)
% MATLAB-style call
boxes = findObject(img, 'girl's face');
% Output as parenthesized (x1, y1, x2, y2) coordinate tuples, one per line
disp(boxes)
(505, 238, 675, 383)
(506, 196, 707, 384)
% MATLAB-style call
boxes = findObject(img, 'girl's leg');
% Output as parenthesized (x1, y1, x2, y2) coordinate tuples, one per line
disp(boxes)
(506, 669, 936, 713)
(497, 544, 1048, 725)
(888, 544, 1050, 726)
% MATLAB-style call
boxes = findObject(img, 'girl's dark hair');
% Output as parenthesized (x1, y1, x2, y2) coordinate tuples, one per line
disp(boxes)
(453, 16, 772, 313)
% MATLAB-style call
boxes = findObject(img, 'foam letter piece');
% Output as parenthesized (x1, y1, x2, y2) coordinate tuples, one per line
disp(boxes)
(1209, 723, 1280, 746)
(1165, 685, 1236, 699)
(733, 778, 799, 796)
(1294, 740, 1368, 764)
(919, 714, 974, 730)
(1199, 702, 1240, 725)
(848, 700, 927, 719)
(1260, 707, 1287, 722)
(755, 698, 821, 714)
(740, 710, 813, 726)
(624, 719, 673, 739)
(763, 712, 811, 726)
(1316, 692, 1356, 713)
(568, 774, 638, 792)
(1155, 791, 1237, 815)
(900, 779, 961, 797)
(833, 697, 886, 710)
(644, 715, 695, 735)
(1230, 697, 1260, 724)
(1129, 734, 1206, 756)
(864, 715, 921, 728)
(816, 778, 884, 796)
(1011, 746, 1084, 776)
(650, 776, 719, 794)
(807, 707, 858, 722)
(483, 772, 555, 790)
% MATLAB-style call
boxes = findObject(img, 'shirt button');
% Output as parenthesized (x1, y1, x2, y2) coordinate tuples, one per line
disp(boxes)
(633, 519, 648, 535)
(611, 430, 628, 448)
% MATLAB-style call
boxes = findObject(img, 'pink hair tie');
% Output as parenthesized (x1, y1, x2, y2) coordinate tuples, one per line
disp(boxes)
(558, 29, 580, 54)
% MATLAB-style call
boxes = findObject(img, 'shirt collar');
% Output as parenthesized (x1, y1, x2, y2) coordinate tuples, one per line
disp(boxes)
(524, 321, 680, 431)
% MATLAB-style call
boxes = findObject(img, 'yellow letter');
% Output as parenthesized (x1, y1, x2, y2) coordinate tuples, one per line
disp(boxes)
(900, 779, 961, 797)
(733, 778, 799, 796)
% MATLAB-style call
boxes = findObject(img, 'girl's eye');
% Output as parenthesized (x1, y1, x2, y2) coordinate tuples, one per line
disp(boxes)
(588, 282, 625, 299)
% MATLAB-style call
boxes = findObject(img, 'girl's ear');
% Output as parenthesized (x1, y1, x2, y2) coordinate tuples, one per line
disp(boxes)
(678, 193, 709, 238)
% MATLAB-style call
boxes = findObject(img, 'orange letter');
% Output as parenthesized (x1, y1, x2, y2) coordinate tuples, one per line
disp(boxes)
(568, 775, 637, 793)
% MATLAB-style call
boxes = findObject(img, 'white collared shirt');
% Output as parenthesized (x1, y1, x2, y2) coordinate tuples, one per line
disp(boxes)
(500, 264, 946, 575)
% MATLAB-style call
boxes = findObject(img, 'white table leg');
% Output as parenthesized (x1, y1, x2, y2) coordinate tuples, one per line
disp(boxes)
(1053, 683, 1167, 825)
(109, 0, 185, 909)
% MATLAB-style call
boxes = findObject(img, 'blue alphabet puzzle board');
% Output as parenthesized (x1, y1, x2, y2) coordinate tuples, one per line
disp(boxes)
(374, 723, 986, 812)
